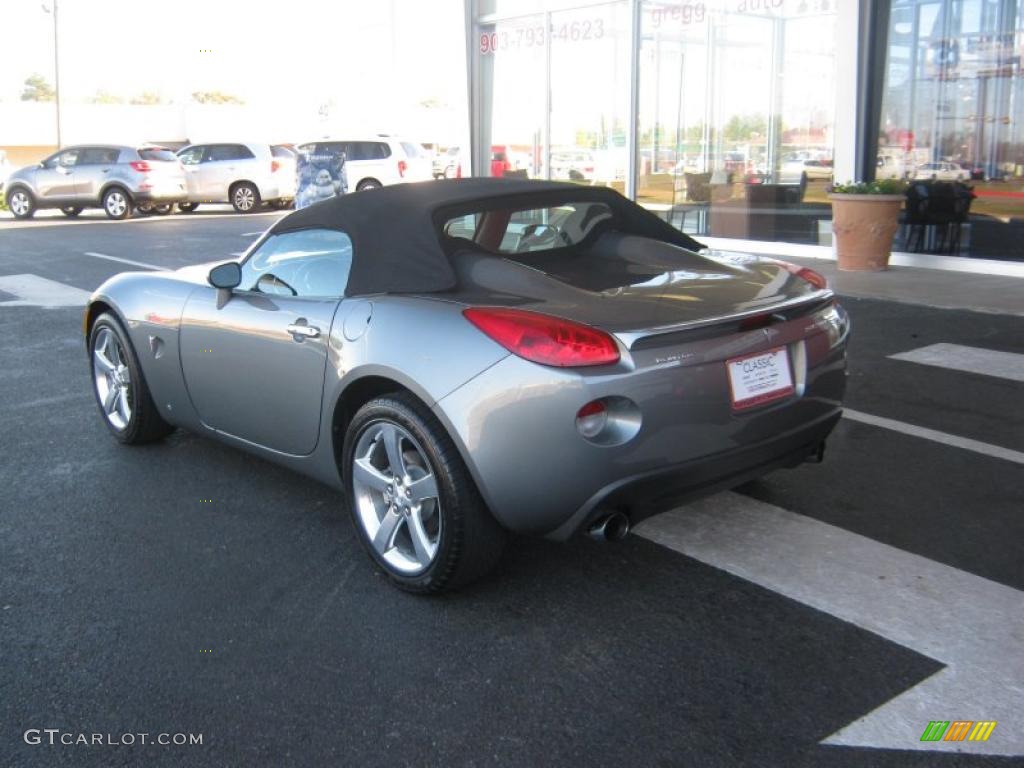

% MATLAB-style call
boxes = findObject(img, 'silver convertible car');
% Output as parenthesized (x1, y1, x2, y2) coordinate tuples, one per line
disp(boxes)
(85, 179, 848, 592)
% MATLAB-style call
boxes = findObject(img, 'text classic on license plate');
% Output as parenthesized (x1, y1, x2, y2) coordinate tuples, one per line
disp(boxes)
(726, 346, 795, 410)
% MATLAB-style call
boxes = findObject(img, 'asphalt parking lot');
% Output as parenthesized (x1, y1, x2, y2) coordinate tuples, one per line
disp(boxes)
(1, 211, 1022, 767)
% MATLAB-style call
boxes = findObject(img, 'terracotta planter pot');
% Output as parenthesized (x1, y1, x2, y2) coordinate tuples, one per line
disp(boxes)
(828, 193, 904, 271)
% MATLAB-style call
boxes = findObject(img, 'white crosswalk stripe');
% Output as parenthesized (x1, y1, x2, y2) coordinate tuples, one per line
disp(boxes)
(0, 274, 91, 307)
(890, 343, 1024, 384)
(637, 491, 1024, 756)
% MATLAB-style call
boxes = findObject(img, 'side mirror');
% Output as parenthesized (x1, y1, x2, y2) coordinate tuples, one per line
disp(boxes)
(208, 262, 242, 290)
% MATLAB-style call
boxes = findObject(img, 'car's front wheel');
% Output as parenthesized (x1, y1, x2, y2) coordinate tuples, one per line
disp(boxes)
(231, 182, 259, 213)
(89, 313, 175, 444)
(7, 188, 35, 219)
(102, 187, 133, 220)
(356, 179, 382, 192)
(178, 202, 199, 213)
(343, 393, 505, 593)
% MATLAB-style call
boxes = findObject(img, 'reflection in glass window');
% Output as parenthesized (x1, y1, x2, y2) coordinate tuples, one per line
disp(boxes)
(240, 229, 354, 298)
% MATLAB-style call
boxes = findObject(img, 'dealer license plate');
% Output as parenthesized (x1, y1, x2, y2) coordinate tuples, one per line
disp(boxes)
(727, 346, 795, 410)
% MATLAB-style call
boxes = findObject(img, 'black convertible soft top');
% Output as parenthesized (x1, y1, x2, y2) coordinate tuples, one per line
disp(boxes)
(270, 178, 704, 296)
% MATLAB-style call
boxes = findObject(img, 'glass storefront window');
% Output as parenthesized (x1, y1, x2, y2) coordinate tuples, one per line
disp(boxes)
(637, 0, 838, 244)
(879, 0, 1024, 259)
(475, 1, 630, 184)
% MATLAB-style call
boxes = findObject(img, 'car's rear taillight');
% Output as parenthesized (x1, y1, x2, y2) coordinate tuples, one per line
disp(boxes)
(397, 159, 408, 178)
(463, 307, 620, 368)
(769, 259, 828, 290)
(129, 161, 151, 173)
(271, 160, 281, 173)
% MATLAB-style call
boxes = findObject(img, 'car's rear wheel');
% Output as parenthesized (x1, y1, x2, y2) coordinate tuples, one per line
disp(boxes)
(153, 203, 173, 215)
(343, 393, 505, 593)
(270, 198, 293, 210)
(102, 187, 133, 220)
(61, 206, 83, 217)
(8, 188, 35, 219)
(356, 179, 381, 192)
(178, 202, 199, 213)
(231, 182, 259, 213)
(89, 313, 175, 444)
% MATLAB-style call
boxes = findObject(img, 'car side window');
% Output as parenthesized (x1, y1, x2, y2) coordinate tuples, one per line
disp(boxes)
(239, 229, 353, 299)
(78, 147, 119, 165)
(178, 146, 204, 165)
(46, 149, 79, 168)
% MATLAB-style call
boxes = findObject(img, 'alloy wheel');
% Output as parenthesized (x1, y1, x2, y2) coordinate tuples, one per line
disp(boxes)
(234, 187, 255, 211)
(92, 327, 133, 430)
(10, 191, 30, 216)
(105, 191, 127, 218)
(351, 421, 442, 574)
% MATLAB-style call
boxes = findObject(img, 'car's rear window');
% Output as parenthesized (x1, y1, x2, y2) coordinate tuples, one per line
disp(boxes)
(271, 145, 295, 158)
(138, 148, 178, 162)
(443, 201, 615, 255)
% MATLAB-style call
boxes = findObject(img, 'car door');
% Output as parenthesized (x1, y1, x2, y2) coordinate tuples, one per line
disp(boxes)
(35, 148, 81, 202)
(74, 147, 121, 202)
(201, 144, 254, 201)
(179, 228, 354, 455)
(177, 145, 205, 198)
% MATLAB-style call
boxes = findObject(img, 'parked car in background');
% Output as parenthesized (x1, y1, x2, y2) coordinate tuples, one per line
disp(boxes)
(175, 142, 296, 213)
(551, 150, 595, 181)
(779, 156, 833, 183)
(913, 161, 970, 181)
(294, 137, 432, 192)
(876, 154, 908, 180)
(4, 145, 187, 220)
(0, 149, 12, 193)
(433, 146, 460, 179)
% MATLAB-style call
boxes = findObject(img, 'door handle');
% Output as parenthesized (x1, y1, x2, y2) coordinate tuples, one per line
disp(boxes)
(287, 320, 320, 340)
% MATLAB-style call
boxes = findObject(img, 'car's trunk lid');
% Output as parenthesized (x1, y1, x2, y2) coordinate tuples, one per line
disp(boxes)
(450, 232, 831, 347)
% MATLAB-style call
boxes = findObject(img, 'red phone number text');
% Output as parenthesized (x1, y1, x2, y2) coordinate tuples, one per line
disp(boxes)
(480, 19, 606, 54)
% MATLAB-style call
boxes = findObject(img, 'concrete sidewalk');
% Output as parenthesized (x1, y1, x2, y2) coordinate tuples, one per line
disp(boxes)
(784, 256, 1023, 317)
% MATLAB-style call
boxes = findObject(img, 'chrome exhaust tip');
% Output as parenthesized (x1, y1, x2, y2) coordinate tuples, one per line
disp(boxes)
(588, 511, 631, 543)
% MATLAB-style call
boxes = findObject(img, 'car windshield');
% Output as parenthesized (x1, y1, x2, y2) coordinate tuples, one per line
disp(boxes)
(443, 201, 615, 255)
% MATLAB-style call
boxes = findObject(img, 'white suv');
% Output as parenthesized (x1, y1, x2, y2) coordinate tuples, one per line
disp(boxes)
(294, 136, 432, 191)
(175, 142, 296, 213)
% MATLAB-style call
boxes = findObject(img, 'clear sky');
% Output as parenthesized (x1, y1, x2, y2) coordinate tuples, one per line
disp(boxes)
(0, 0, 467, 138)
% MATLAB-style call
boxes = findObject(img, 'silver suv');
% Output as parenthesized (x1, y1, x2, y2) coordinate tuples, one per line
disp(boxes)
(175, 142, 296, 213)
(4, 145, 187, 220)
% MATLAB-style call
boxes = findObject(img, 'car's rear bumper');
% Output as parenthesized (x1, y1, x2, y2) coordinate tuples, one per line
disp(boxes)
(546, 409, 841, 540)
(133, 188, 188, 203)
(435, 313, 847, 539)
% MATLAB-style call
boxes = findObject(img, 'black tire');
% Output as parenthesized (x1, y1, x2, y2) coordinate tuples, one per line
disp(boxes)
(178, 202, 199, 213)
(61, 206, 83, 217)
(88, 312, 175, 444)
(7, 187, 35, 219)
(230, 182, 260, 213)
(270, 198, 293, 210)
(356, 179, 382, 192)
(136, 203, 154, 215)
(153, 203, 173, 215)
(102, 187, 133, 220)
(342, 392, 505, 593)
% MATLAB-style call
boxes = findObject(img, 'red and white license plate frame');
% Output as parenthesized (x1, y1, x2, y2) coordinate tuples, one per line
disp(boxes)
(726, 346, 795, 410)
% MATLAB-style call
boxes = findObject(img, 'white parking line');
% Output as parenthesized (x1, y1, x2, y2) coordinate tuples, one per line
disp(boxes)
(84, 251, 168, 271)
(240, 231, 264, 237)
(0, 274, 91, 307)
(890, 343, 1024, 384)
(636, 492, 1024, 756)
(844, 408, 1024, 465)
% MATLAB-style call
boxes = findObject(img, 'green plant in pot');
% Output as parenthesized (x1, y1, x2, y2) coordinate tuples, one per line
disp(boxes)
(827, 179, 908, 272)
